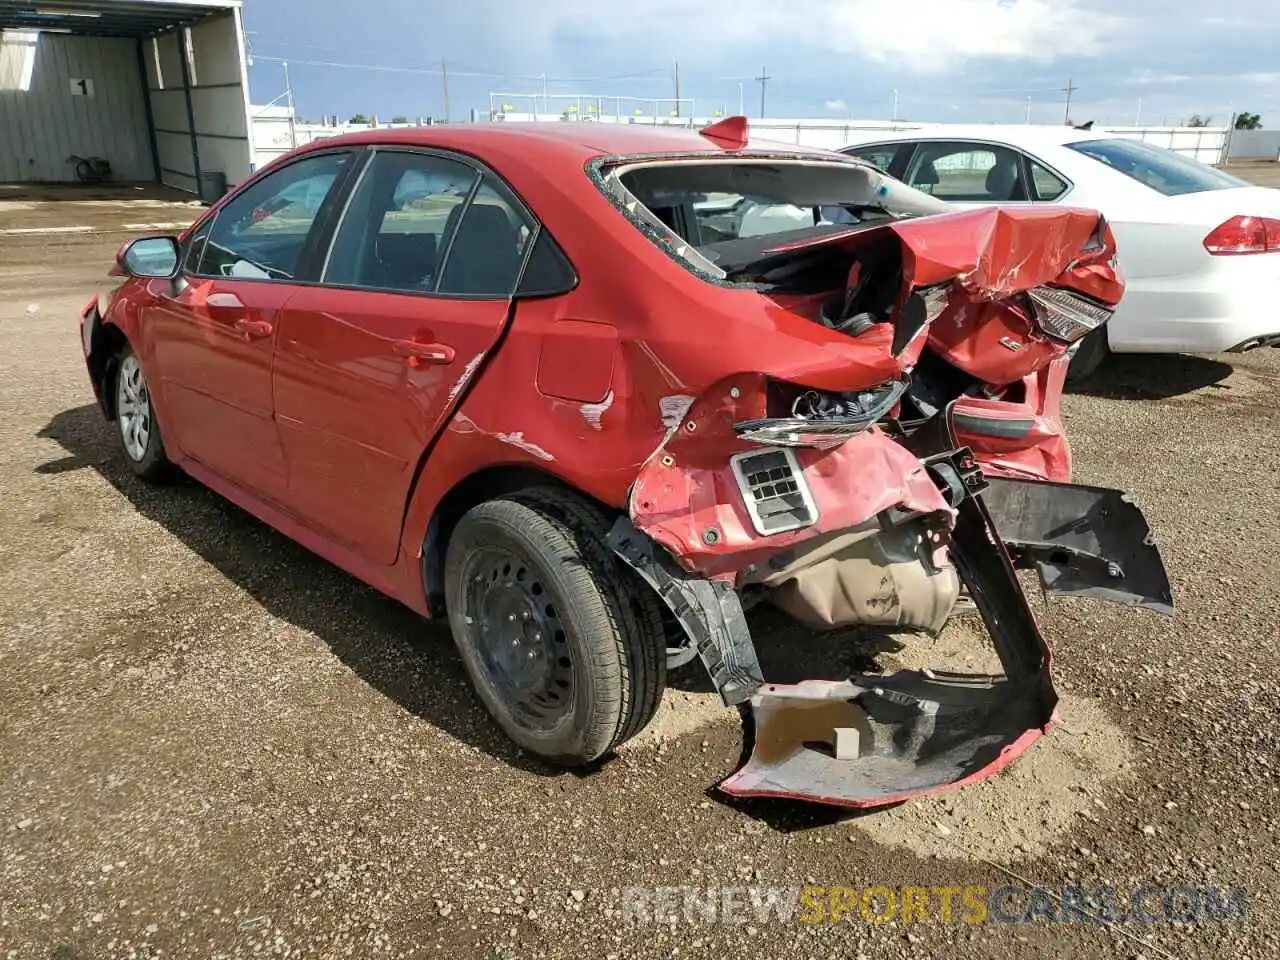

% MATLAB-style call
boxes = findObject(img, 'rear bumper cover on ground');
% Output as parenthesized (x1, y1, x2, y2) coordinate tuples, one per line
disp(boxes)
(619, 469, 1172, 809)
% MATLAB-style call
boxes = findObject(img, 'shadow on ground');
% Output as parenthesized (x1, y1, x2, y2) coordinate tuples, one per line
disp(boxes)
(38, 404, 883, 793)
(1067, 352, 1234, 400)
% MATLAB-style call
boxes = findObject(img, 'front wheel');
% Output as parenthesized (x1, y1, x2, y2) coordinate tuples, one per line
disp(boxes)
(444, 488, 667, 766)
(113, 345, 177, 482)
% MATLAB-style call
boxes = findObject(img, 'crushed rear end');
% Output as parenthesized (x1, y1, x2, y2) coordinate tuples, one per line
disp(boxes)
(599, 147, 1172, 807)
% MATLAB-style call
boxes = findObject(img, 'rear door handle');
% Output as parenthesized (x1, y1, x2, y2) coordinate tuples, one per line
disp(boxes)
(234, 318, 274, 340)
(392, 339, 455, 365)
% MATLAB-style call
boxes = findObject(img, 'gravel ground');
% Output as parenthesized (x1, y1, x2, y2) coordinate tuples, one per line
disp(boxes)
(1, 181, 1278, 959)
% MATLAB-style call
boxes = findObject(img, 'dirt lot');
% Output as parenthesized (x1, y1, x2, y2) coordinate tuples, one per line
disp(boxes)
(1, 181, 1278, 960)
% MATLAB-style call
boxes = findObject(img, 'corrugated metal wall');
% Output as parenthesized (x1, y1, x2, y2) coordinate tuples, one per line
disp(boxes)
(0, 32, 153, 182)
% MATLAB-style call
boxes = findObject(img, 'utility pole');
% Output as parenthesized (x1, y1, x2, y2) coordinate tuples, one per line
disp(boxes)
(673, 61, 680, 117)
(1025, 96, 1032, 123)
(737, 81, 744, 115)
(1062, 77, 1076, 125)
(891, 88, 899, 122)
(283, 59, 296, 147)
(1135, 96, 1142, 126)
(540, 73, 548, 115)
(441, 59, 450, 123)
(755, 65, 770, 118)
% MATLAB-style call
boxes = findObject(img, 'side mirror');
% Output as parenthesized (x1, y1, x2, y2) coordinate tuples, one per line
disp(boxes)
(115, 236, 180, 279)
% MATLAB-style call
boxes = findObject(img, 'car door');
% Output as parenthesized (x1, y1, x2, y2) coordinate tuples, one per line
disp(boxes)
(146, 150, 356, 501)
(273, 148, 535, 563)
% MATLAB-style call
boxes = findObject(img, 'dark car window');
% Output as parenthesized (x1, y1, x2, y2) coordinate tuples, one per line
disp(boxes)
(436, 180, 532, 297)
(196, 152, 351, 281)
(324, 151, 479, 292)
(844, 143, 901, 173)
(1067, 137, 1248, 196)
(905, 142, 1029, 202)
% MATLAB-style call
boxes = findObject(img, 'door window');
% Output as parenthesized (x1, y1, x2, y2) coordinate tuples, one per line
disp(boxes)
(905, 142, 1028, 202)
(436, 181, 531, 296)
(324, 152, 479, 292)
(196, 152, 351, 281)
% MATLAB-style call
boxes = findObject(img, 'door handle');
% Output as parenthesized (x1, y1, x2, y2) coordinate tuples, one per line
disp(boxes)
(392, 339, 455, 365)
(234, 318, 274, 340)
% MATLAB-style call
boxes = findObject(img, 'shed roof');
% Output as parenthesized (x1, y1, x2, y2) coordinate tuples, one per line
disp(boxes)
(0, 0, 239, 38)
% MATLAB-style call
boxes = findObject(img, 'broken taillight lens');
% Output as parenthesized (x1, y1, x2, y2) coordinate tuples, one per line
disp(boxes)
(1026, 286, 1113, 344)
(1203, 215, 1280, 255)
(735, 379, 909, 449)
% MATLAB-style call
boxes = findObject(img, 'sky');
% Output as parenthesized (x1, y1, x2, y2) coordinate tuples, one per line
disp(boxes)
(242, 0, 1279, 127)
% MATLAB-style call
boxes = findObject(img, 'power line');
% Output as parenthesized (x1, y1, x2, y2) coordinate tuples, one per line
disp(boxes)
(248, 52, 668, 85)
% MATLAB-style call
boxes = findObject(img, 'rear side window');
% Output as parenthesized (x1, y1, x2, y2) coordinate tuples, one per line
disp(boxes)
(1068, 138, 1248, 196)
(198, 152, 350, 280)
(844, 144, 901, 173)
(324, 152, 478, 292)
(1029, 160, 1069, 200)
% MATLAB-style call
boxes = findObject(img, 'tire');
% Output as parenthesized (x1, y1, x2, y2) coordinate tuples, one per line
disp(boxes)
(1066, 327, 1110, 383)
(444, 487, 667, 766)
(112, 344, 176, 482)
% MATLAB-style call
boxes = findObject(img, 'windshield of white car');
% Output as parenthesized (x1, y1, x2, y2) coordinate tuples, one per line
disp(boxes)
(598, 157, 948, 279)
(1068, 138, 1249, 196)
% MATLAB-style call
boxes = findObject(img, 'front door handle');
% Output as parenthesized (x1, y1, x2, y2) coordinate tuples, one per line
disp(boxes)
(392, 339, 455, 365)
(234, 318, 274, 340)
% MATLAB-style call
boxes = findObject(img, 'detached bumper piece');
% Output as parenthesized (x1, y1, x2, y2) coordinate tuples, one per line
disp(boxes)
(720, 495, 1058, 809)
(980, 476, 1174, 615)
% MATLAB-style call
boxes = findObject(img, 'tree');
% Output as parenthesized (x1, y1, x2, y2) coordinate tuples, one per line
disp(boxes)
(390, 115, 410, 124)
(1186, 114, 1212, 127)
(348, 113, 371, 125)
(1235, 112, 1263, 130)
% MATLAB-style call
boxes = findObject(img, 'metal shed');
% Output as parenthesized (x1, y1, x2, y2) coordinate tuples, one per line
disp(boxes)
(0, 0, 251, 195)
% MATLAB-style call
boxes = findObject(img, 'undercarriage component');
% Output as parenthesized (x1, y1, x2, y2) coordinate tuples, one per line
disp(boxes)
(980, 476, 1174, 614)
(720, 494, 1058, 808)
(609, 517, 764, 706)
(740, 519, 960, 633)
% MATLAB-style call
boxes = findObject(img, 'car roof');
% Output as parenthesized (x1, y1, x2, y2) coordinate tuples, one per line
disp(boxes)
(292, 120, 843, 165)
(843, 123, 1115, 150)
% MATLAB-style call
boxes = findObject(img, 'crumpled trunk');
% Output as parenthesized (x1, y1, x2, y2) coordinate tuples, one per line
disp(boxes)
(608, 204, 1169, 810)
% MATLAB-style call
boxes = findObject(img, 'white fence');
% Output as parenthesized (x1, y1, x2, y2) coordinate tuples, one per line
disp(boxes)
(249, 106, 1233, 171)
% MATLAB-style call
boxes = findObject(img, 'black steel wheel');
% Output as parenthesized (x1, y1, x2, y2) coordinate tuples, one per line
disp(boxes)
(444, 487, 667, 766)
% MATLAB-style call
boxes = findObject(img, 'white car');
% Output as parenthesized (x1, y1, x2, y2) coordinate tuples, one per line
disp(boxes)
(838, 125, 1280, 378)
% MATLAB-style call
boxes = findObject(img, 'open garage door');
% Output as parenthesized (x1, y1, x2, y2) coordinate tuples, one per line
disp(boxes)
(0, 0, 251, 195)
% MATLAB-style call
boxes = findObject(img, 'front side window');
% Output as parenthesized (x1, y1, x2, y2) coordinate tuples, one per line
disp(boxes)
(1068, 138, 1247, 196)
(905, 142, 1028, 202)
(324, 151, 478, 292)
(197, 152, 351, 280)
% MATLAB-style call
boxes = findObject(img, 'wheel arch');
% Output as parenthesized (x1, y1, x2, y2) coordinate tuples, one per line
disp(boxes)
(420, 463, 614, 618)
(89, 320, 130, 419)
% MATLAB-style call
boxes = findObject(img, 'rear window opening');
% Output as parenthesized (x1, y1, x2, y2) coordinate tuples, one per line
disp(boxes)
(596, 156, 947, 281)
(1067, 138, 1249, 197)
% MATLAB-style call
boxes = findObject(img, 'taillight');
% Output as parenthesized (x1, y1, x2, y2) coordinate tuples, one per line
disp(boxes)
(734, 379, 908, 449)
(1027, 286, 1113, 344)
(1203, 215, 1280, 255)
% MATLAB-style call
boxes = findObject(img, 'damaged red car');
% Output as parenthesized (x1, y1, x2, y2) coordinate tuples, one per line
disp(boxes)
(80, 117, 1172, 809)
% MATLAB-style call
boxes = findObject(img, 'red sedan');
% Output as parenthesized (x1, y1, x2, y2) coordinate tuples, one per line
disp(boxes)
(81, 117, 1171, 808)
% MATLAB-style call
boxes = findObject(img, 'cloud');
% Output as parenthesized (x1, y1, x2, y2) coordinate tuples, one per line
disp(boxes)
(824, 99, 849, 112)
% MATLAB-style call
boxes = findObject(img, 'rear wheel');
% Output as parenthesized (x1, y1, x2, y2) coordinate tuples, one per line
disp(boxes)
(1066, 327, 1110, 383)
(113, 345, 176, 482)
(444, 488, 667, 766)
